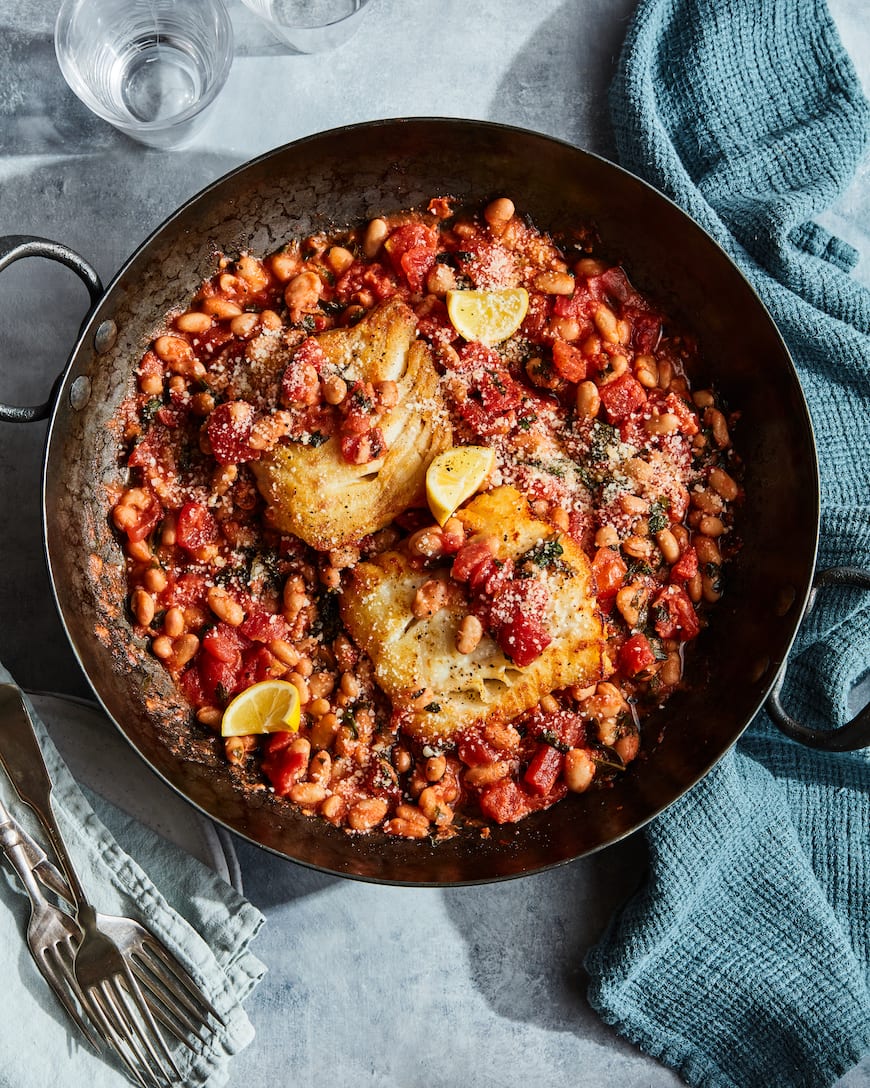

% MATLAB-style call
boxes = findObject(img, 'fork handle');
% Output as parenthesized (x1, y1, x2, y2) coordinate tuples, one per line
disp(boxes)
(0, 685, 89, 911)
(0, 798, 47, 904)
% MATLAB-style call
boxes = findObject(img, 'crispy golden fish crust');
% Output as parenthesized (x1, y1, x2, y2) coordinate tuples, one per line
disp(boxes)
(251, 300, 452, 550)
(340, 486, 606, 743)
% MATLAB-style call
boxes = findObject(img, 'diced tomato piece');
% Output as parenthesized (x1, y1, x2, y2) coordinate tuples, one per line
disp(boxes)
(175, 501, 219, 553)
(156, 404, 182, 427)
(340, 381, 377, 436)
(293, 337, 328, 374)
(491, 579, 552, 667)
(239, 609, 291, 644)
(206, 401, 259, 465)
(452, 539, 496, 583)
(630, 310, 662, 353)
(201, 622, 249, 665)
(237, 645, 275, 690)
(365, 760, 403, 804)
(415, 298, 455, 345)
(618, 632, 657, 677)
(339, 426, 385, 465)
(652, 584, 701, 641)
(552, 280, 597, 325)
(451, 344, 523, 437)
(401, 246, 438, 293)
(660, 391, 700, 436)
(262, 748, 307, 796)
(263, 731, 296, 756)
(127, 426, 177, 486)
(478, 778, 529, 824)
(456, 730, 502, 768)
(551, 340, 587, 383)
(123, 489, 163, 543)
(163, 572, 209, 610)
(524, 743, 565, 797)
(478, 774, 567, 822)
(281, 356, 322, 406)
(198, 652, 241, 705)
(598, 372, 648, 423)
(136, 349, 163, 386)
(334, 260, 397, 303)
(519, 291, 552, 342)
(468, 555, 514, 598)
(454, 239, 517, 291)
(591, 546, 628, 598)
(595, 266, 644, 307)
(384, 223, 439, 292)
(178, 665, 206, 709)
(456, 343, 522, 408)
(670, 545, 699, 584)
(527, 708, 584, 749)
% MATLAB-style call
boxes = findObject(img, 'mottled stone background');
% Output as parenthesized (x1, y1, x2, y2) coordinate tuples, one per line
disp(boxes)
(1, 1, 867, 1084)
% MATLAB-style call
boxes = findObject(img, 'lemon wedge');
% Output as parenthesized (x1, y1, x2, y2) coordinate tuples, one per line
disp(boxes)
(221, 679, 301, 737)
(446, 287, 529, 345)
(426, 445, 496, 526)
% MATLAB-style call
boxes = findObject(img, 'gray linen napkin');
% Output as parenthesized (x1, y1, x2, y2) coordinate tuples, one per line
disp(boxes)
(0, 665, 266, 1087)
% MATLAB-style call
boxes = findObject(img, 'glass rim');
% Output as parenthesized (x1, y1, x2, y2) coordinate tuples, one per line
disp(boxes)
(238, 0, 372, 32)
(53, 0, 235, 134)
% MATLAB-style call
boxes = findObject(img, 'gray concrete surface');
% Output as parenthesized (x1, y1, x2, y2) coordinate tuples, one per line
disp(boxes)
(1, 1, 868, 1085)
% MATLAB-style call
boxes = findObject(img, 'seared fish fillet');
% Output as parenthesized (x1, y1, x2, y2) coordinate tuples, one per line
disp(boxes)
(340, 486, 605, 743)
(252, 300, 452, 551)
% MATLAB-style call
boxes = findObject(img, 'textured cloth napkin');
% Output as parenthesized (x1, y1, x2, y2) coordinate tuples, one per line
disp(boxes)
(584, 2, 870, 1087)
(0, 666, 265, 1087)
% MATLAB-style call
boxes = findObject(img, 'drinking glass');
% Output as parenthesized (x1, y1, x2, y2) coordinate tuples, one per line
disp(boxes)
(54, 0, 234, 150)
(239, 0, 373, 54)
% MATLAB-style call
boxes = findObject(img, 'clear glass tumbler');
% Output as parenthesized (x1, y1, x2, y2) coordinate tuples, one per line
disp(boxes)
(240, 0, 373, 54)
(54, 0, 234, 150)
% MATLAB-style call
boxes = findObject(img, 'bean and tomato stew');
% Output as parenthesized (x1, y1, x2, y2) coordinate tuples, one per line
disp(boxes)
(111, 195, 741, 838)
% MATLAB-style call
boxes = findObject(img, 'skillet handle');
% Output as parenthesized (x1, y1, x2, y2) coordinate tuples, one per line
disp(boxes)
(766, 566, 870, 751)
(0, 236, 103, 423)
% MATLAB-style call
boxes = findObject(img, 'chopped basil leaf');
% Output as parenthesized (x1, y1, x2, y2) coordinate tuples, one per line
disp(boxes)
(141, 397, 163, 426)
(521, 538, 565, 569)
(538, 728, 570, 753)
(648, 497, 670, 534)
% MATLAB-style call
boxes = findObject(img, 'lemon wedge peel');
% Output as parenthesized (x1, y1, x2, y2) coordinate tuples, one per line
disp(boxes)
(426, 445, 496, 526)
(446, 287, 529, 346)
(221, 679, 301, 737)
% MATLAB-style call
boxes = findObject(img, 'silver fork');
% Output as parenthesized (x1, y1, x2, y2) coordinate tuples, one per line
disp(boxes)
(0, 684, 223, 1085)
(0, 797, 101, 1050)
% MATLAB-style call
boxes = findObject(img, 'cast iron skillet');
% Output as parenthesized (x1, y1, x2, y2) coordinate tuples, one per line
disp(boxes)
(2, 119, 868, 885)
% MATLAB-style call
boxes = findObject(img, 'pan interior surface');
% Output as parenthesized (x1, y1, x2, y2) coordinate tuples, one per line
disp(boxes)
(43, 119, 818, 884)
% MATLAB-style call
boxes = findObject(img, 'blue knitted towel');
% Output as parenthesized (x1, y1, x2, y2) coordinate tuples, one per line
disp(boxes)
(584, 2, 870, 1087)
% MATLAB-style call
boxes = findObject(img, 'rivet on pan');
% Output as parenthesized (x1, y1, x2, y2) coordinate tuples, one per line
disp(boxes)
(69, 375, 92, 411)
(93, 319, 117, 354)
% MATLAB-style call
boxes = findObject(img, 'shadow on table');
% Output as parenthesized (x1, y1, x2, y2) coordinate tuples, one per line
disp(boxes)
(232, 840, 342, 907)
(486, 0, 635, 158)
(441, 831, 650, 1043)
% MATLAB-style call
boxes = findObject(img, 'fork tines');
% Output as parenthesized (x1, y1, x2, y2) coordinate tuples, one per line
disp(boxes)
(81, 967, 183, 1088)
(132, 937, 224, 1043)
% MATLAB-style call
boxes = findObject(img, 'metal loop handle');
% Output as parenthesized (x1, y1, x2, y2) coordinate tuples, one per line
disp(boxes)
(766, 566, 870, 751)
(0, 236, 103, 423)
